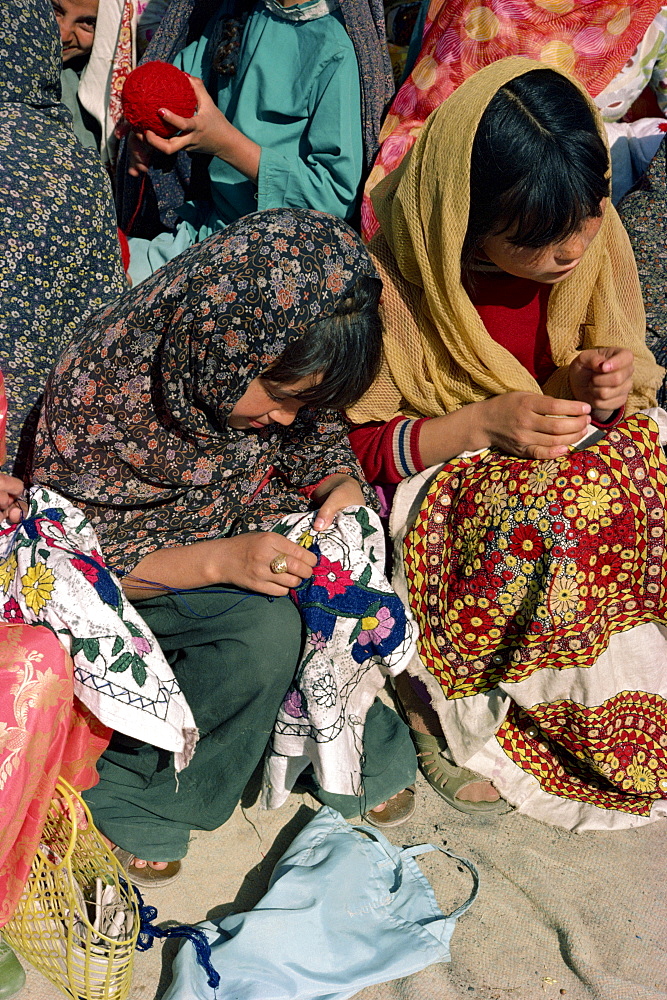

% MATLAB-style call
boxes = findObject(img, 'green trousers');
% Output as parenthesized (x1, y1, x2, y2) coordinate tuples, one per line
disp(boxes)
(84, 587, 416, 861)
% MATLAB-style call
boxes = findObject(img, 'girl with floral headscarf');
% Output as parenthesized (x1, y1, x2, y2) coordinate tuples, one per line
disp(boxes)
(348, 59, 667, 831)
(29, 208, 417, 881)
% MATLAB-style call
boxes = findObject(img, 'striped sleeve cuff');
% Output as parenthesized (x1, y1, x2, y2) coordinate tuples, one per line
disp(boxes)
(391, 418, 425, 479)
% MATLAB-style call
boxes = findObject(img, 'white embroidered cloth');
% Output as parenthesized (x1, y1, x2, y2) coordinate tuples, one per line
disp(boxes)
(262, 506, 417, 806)
(0, 487, 197, 770)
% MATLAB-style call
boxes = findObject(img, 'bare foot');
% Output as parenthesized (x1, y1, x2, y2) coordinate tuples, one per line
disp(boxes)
(102, 836, 168, 871)
(370, 791, 401, 814)
(394, 673, 500, 803)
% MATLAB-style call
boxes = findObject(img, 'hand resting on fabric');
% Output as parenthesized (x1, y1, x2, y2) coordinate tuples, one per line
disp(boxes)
(0, 473, 26, 523)
(122, 475, 365, 600)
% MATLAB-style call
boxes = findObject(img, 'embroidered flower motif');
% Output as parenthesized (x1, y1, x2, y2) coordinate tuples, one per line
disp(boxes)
(576, 483, 611, 520)
(309, 630, 328, 651)
(626, 757, 657, 793)
(70, 556, 99, 585)
(481, 482, 508, 509)
(2, 597, 24, 622)
(508, 524, 544, 561)
(548, 575, 579, 615)
(0, 552, 17, 592)
(312, 556, 354, 599)
(298, 528, 316, 549)
(357, 606, 395, 646)
(526, 461, 559, 495)
(312, 673, 336, 707)
(283, 688, 305, 718)
(21, 563, 56, 613)
(132, 635, 152, 656)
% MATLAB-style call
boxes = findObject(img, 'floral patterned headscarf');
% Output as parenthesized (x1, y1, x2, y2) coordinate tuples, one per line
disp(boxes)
(31, 209, 378, 576)
(0, 0, 125, 464)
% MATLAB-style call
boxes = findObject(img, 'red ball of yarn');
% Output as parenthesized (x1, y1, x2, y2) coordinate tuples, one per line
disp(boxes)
(121, 61, 197, 139)
(116, 227, 130, 272)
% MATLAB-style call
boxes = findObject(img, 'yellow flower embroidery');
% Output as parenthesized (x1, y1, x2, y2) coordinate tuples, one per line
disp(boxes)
(549, 575, 579, 615)
(21, 564, 56, 613)
(626, 758, 657, 794)
(576, 483, 611, 520)
(298, 529, 315, 549)
(0, 552, 17, 591)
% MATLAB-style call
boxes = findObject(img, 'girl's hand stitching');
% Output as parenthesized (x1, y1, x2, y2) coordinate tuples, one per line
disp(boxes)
(476, 392, 591, 460)
(568, 347, 634, 422)
(312, 475, 365, 530)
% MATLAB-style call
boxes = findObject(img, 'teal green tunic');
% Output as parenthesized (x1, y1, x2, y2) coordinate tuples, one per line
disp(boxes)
(176, 0, 363, 232)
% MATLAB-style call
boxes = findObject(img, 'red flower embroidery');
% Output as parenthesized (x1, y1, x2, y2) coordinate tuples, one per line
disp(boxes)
(70, 557, 99, 585)
(509, 524, 544, 561)
(3, 598, 24, 622)
(311, 556, 354, 599)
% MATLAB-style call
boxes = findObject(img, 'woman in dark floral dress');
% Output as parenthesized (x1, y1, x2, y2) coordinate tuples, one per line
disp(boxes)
(29, 208, 416, 883)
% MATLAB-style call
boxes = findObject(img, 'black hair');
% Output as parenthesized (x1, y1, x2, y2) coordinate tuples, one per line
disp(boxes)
(263, 274, 383, 410)
(461, 68, 610, 273)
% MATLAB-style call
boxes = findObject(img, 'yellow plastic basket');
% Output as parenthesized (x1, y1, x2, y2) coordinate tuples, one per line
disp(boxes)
(3, 778, 140, 1000)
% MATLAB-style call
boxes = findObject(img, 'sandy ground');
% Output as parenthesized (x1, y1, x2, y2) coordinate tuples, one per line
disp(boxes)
(11, 758, 667, 1000)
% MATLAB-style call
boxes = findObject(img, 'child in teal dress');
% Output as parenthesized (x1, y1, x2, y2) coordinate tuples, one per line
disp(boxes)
(128, 0, 364, 283)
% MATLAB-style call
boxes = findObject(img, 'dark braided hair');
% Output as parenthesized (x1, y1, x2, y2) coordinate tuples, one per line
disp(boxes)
(210, 0, 256, 76)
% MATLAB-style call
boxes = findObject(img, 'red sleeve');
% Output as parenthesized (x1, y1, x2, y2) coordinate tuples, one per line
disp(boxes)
(590, 406, 625, 430)
(348, 417, 427, 485)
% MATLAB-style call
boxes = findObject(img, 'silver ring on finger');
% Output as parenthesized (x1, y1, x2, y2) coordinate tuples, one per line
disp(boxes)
(270, 554, 288, 575)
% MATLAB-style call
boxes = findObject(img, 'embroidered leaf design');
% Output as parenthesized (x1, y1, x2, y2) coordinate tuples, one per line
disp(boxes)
(358, 565, 372, 588)
(82, 638, 100, 663)
(108, 652, 133, 673)
(272, 522, 291, 537)
(38, 548, 51, 560)
(354, 508, 376, 540)
(350, 619, 363, 642)
(125, 620, 143, 638)
(112, 635, 124, 656)
(70, 637, 86, 656)
(131, 657, 147, 687)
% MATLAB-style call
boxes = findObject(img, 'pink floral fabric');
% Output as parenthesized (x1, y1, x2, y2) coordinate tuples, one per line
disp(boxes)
(0, 624, 111, 924)
(362, 0, 664, 239)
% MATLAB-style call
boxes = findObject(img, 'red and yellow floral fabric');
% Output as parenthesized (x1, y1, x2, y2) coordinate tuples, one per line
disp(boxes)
(404, 413, 667, 814)
(362, 0, 663, 239)
(0, 624, 110, 924)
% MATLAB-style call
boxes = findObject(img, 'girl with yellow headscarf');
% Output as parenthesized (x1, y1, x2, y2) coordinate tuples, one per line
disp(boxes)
(348, 58, 667, 830)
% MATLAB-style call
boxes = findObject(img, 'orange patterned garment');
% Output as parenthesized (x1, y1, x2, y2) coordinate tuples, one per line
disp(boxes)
(362, 0, 664, 239)
(404, 413, 667, 815)
(0, 624, 110, 924)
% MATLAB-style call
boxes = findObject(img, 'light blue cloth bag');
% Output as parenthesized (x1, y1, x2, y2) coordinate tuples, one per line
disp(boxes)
(163, 805, 479, 1000)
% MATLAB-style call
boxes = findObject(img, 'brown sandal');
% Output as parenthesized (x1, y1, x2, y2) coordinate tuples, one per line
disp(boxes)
(363, 785, 417, 828)
(112, 846, 182, 888)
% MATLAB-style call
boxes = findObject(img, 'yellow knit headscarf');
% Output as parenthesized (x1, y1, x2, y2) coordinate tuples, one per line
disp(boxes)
(347, 57, 663, 424)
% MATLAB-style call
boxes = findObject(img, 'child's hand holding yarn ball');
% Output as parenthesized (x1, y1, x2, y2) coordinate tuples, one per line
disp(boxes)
(121, 62, 262, 183)
(122, 62, 198, 138)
